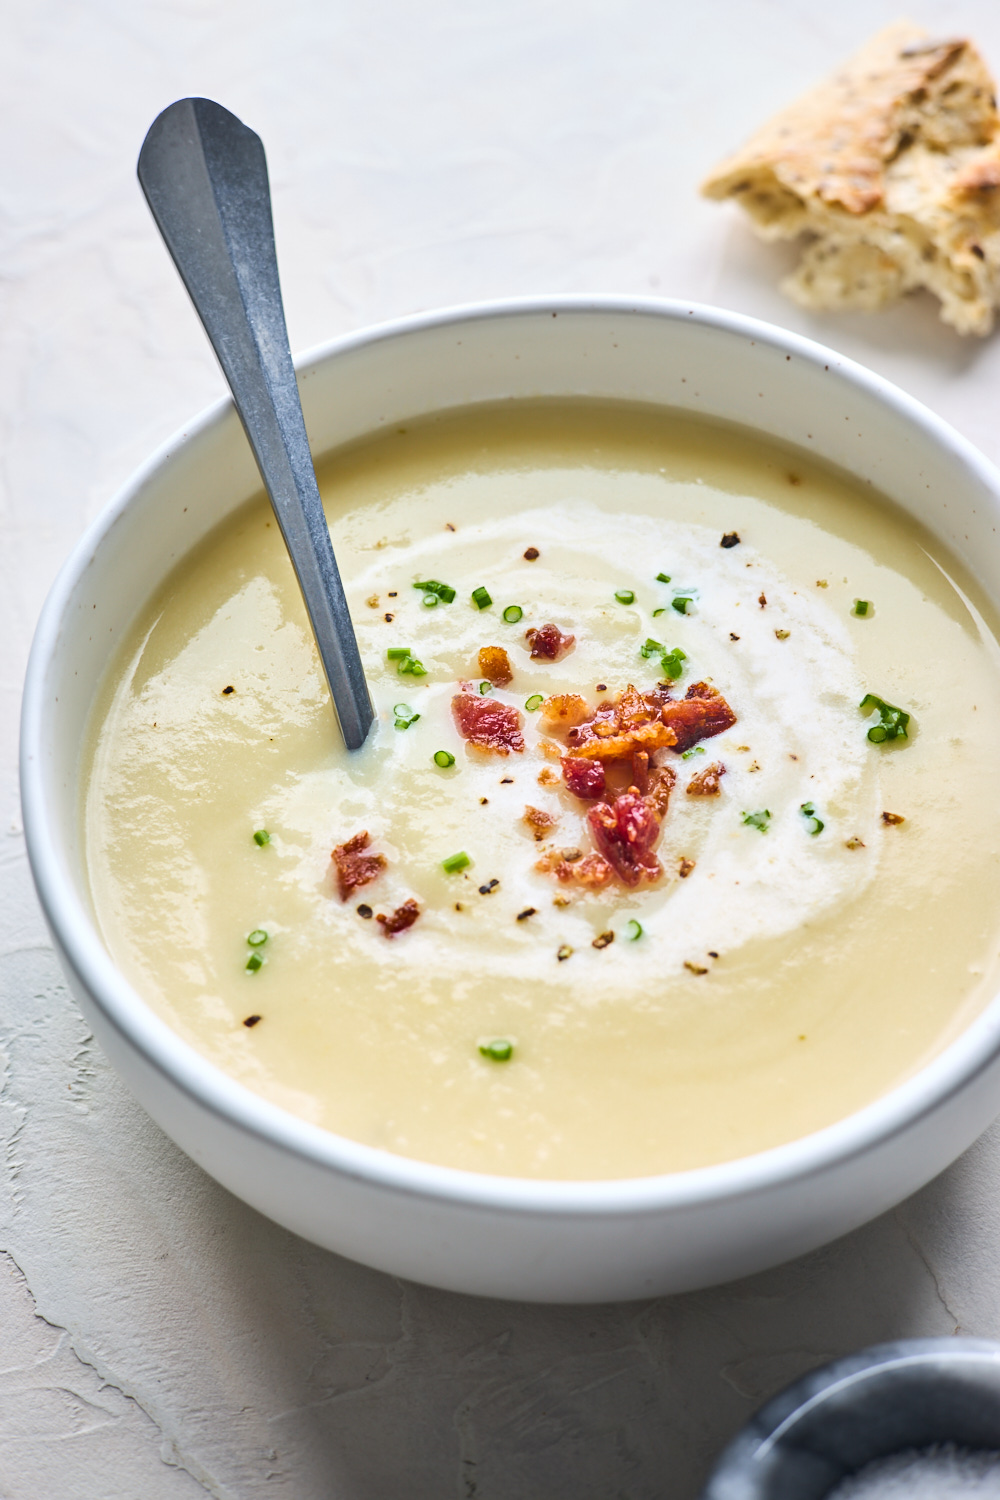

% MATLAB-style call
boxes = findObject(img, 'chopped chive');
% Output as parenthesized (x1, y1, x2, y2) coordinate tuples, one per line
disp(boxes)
(252, 829, 270, 847)
(614, 589, 635, 605)
(433, 749, 456, 768)
(656, 572, 672, 583)
(860, 693, 909, 743)
(681, 746, 706, 760)
(479, 1039, 513, 1062)
(660, 647, 687, 680)
(800, 801, 824, 835)
(393, 704, 420, 729)
(422, 592, 439, 608)
(414, 579, 455, 603)
(640, 637, 664, 659)
(479, 681, 492, 695)
(742, 809, 771, 833)
(247, 929, 268, 947)
(852, 599, 873, 617)
(625, 919, 643, 941)
(525, 693, 544, 711)
(652, 607, 667, 617)
(471, 586, 492, 610)
(442, 851, 471, 874)
(671, 596, 693, 615)
(502, 604, 523, 623)
(386, 646, 411, 660)
(397, 656, 427, 676)
(245, 952, 264, 972)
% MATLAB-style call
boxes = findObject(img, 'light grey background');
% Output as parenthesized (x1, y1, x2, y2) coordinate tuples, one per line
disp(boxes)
(4, 2, 1000, 1496)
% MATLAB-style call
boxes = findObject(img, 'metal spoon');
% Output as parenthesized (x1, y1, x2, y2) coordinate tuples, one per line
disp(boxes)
(137, 97, 375, 751)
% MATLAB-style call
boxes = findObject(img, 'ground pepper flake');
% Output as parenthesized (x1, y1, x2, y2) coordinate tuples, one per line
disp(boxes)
(720, 532, 741, 548)
(523, 547, 539, 560)
(684, 960, 708, 976)
(592, 931, 615, 950)
(678, 857, 695, 878)
(243, 1014, 262, 1028)
(882, 811, 906, 825)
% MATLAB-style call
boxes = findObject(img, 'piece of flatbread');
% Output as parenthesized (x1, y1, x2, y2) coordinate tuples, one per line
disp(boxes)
(702, 21, 1000, 334)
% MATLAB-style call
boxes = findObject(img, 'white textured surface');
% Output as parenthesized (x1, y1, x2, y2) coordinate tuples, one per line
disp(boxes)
(6, 2, 1000, 1494)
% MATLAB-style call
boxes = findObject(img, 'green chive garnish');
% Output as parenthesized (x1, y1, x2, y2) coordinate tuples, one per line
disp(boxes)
(502, 604, 523, 623)
(671, 596, 693, 615)
(800, 801, 825, 835)
(860, 693, 910, 743)
(393, 704, 420, 729)
(660, 647, 687, 680)
(615, 589, 635, 605)
(652, 607, 667, 617)
(422, 592, 439, 608)
(625, 919, 643, 941)
(246, 952, 264, 972)
(681, 746, 706, 761)
(525, 694, 544, 711)
(247, 929, 268, 947)
(471, 586, 492, 609)
(479, 681, 492, 695)
(742, 809, 771, 833)
(252, 829, 270, 847)
(656, 572, 671, 583)
(852, 599, 873, 617)
(640, 637, 664, 659)
(414, 580, 455, 603)
(479, 1039, 513, 1062)
(433, 750, 456, 768)
(386, 646, 411, 660)
(397, 656, 427, 677)
(442, 851, 471, 874)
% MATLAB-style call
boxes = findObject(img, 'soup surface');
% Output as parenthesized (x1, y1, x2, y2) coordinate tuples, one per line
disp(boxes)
(84, 401, 1000, 1178)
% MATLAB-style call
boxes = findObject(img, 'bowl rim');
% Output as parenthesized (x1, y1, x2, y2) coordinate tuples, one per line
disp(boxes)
(20, 291, 1000, 1216)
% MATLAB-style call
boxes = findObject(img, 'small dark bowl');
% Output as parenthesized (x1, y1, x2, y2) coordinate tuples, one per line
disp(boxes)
(701, 1338, 1000, 1499)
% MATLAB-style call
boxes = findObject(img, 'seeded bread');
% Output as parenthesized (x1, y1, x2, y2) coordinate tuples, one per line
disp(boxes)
(702, 21, 1000, 334)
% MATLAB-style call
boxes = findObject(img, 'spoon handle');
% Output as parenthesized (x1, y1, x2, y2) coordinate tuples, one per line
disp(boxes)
(137, 98, 375, 751)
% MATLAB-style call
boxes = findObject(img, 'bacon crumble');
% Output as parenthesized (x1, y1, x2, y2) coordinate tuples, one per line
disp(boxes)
(376, 898, 420, 936)
(331, 831, 386, 902)
(451, 691, 525, 754)
(523, 805, 559, 840)
(588, 790, 663, 887)
(660, 683, 737, 754)
(535, 848, 613, 888)
(525, 622, 575, 661)
(478, 645, 513, 686)
(686, 761, 727, 796)
(561, 756, 606, 800)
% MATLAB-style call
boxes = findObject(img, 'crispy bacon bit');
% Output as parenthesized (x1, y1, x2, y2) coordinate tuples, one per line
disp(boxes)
(562, 756, 606, 800)
(631, 748, 650, 794)
(331, 831, 386, 902)
(588, 790, 663, 887)
(525, 622, 575, 661)
(678, 857, 695, 878)
(645, 764, 676, 817)
(376, 898, 420, 936)
(537, 766, 560, 786)
(565, 683, 679, 761)
(687, 762, 726, 796)
(536, 849, 613, 888)
(452, 692, 525, 754)
(478, 645, 513, 686)
(539, 694, 590, 731)
(661, 683, 737, 754)
(523, 805, 558, 840)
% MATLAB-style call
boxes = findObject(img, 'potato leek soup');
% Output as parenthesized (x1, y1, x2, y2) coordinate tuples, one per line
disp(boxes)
(84, 402, 1000, 1180)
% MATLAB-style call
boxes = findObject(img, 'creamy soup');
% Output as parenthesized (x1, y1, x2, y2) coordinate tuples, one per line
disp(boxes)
(83, 401, 1000, 1179)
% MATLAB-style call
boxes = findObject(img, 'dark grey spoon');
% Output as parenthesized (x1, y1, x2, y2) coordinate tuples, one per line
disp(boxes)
(138, 97, 374, 750)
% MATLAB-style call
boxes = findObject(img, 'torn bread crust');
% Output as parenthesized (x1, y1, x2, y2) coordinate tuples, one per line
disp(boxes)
(701, 21, 1000, 334)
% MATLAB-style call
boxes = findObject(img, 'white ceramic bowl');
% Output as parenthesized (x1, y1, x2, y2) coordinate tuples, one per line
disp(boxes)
(20, 297, 1000, 1303)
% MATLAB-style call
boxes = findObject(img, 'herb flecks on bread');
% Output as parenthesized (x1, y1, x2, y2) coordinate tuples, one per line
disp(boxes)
(702, 22, 1000, 335)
